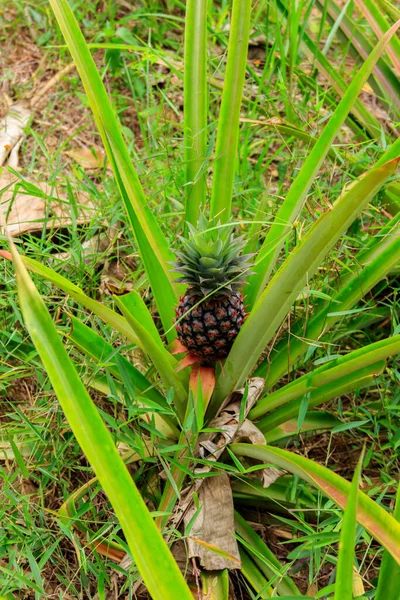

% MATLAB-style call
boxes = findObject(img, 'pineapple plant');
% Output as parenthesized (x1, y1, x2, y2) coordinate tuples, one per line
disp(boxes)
(2, 0, 400, 597)
(172, 220, 252, 361)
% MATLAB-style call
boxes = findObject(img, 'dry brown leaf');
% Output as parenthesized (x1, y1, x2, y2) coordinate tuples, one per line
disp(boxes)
(99, 253, 137, 296)
(195, 379, 266, 469)
(0, 102, 32, 167)
(0, 100, 103, 238)
(65, 146, 108, 171)
(306, 582, 318, 596)
(0, 171, 95, 236)
(352, 567, 366, 597)
(185, 474, 241, 570)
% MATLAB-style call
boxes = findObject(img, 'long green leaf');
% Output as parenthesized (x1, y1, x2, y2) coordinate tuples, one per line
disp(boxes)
(256, 209, 400, 385)
(231, 444, 400, 564)
(375, 136, 400, 167)
(245, 19, 400, 308)
(375, 484, 400, 600)
(117, 291, 167, 351)
(355, 0, 400, 72)
(212, 158, 399, 409)
(210, 0, 252, 222)
(68, 316, 167, 408)
(251, 335, 400, 419)
(257, 367, 383, 433)
(201, 570, 229, 600)
(232, 476, 317, 510)
(264, 411, 340, 444)
(318, 0, 400, 109)
(114, 298, 188, 420)
(239, 548, 273, 598)
(184, 0, 208, 225)
(376, 0, 400, 20)
(48, 0, 183, 336)
(334, 454, 363, 600)
(8, 241, 193, 600)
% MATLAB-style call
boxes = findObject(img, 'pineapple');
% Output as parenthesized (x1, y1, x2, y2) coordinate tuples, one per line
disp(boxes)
(172, 220, 252, 362)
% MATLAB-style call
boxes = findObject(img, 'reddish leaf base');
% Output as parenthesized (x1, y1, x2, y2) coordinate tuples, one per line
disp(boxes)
(175, 352, 202, 372)
(170, 338, 188, 355)
(171, 339, 207, 372)
(189, 366, 216, 411)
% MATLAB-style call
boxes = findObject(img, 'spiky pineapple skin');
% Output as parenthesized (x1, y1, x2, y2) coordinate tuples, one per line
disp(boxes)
(175, 292, 246, 361)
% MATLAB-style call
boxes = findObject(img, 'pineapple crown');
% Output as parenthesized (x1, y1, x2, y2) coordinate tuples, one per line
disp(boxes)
(172, 216, 253, 298)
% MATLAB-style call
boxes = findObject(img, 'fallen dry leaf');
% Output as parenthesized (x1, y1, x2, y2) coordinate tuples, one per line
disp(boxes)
(65, 146, 108, 171)
(99, 250, 137, 296)
(186, 474, 241, 570)
(352, 567, 366, 597)
(0, 102, 32, 167)
(0, 103, 96, 237)
(0, 171, 95, 236)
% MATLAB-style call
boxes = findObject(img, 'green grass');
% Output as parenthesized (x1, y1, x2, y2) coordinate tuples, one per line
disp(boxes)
(1, 0, 400, 597)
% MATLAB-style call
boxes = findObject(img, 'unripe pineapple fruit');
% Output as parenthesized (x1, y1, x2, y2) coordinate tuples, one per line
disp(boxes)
(172, 218, 252, 362)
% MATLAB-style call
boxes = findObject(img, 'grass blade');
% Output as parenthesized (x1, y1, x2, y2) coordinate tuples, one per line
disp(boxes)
(210, 0, 252, 222)
(235, 511, 300, 596)
(7, 240, 193, 600)
(68, 316, 169, 409)
(231, 444, 400, 564)
(184, 0, 208, 225)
